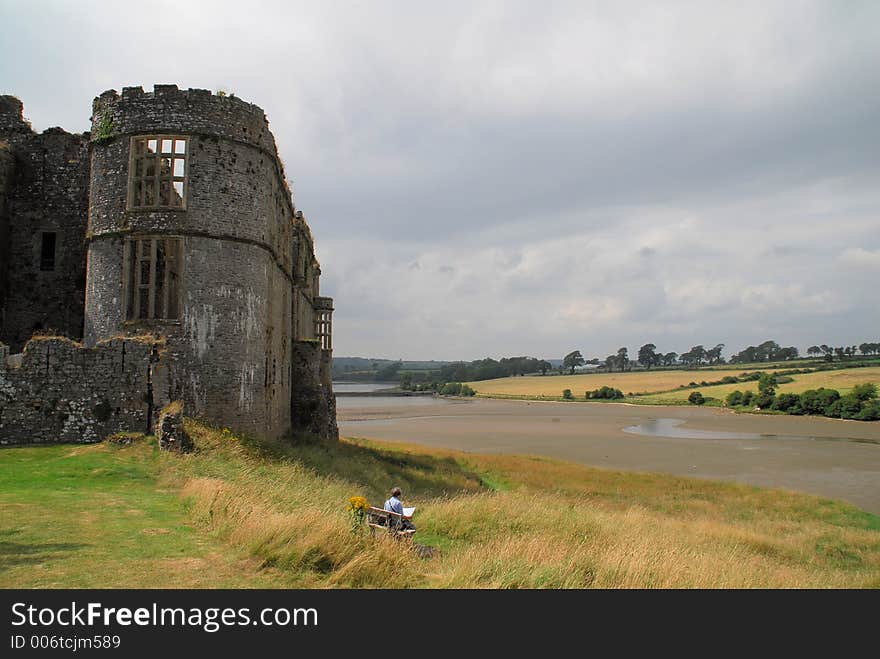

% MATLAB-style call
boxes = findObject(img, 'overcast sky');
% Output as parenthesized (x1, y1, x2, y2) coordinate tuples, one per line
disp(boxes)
(2, 1, 878, 360)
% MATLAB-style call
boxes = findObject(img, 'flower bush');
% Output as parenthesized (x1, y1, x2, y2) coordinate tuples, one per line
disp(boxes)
(347, 496, 370, 533)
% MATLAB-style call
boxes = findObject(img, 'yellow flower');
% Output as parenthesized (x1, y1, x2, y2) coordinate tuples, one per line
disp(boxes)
(347, 496, 369, 511)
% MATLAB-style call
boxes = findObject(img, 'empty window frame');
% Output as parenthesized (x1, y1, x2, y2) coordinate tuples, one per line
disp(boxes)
(39, 232, 57, 271)
(124, 237, 182, 321)
(129, 136, 188, 209)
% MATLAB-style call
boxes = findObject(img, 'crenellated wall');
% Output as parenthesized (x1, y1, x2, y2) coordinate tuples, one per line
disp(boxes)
(0, 86, 336, 445)
(0, 336, 167, 445)
(85, 85, 332, 441)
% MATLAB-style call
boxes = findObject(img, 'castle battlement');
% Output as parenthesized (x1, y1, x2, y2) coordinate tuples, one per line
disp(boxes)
(0, 85, 337, 445)
(92, 84, 275, 155)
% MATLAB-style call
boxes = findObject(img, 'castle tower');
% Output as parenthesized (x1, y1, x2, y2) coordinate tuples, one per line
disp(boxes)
(84, 85, 332, 439)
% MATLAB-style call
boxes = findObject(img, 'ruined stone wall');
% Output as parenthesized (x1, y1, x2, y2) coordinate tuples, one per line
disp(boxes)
(84, 85, 304, 439)
(0, 96, 89, 352)
(0, 86, 335, 445)
(290, 340, 336, 441)
(0, 336, 166, 445)
(320, 348, 338, 440)
(0, 146, 14, 323)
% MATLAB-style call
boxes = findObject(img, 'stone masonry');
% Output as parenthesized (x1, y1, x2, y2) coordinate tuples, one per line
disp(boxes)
(0, 86, 337, 445)
(0, 336, 166, 445)
(0, 96, 89, 352)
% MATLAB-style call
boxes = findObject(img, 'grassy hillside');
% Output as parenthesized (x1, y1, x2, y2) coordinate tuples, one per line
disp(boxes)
(2, 425, 879, 588)
(468, 366, 880, 405)
(630, 367, 880, 405)
(467, 368, 777, 398)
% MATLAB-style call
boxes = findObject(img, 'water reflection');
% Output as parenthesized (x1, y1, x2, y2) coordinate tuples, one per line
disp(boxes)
(623, 418, 879, 445)
(333, 382, 397, 393)
(623, 418, 766, 440)
(336, 395, 452, 410)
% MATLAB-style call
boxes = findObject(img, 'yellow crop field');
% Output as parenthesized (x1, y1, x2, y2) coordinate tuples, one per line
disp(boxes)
(467, 368, 773, 398)
(632, 367, 880, 404)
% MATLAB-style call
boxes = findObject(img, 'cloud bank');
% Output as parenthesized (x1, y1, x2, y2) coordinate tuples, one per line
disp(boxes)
(2, 1, 877, 359)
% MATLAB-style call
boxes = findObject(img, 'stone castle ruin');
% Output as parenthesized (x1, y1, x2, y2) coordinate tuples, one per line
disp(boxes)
(0, 85, 337, 444)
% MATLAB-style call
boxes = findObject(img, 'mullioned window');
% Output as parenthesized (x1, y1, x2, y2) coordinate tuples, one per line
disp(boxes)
(123, 237, 182, 321)
(128, 136, 187, 209)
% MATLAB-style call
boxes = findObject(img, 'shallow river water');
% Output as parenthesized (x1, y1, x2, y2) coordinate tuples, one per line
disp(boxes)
(337, 396, 880, 513)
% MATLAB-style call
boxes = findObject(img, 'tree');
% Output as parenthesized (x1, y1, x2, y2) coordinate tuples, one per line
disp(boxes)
(757, 372, 776, 396)
(757, 340, 780, 361)
(616, 347, 629, 371)
(706, 344, 725, 365)
(680, 345, 706, 367)
(537, 360, 551, 376)
(663, 352, 678, 366)
(605, 355, 617, 372)
(688, 391, 706, 405)
(562, 350, 585, 374)
(726, 390, 744, 407)
(807, 346, 821, 358)
(852, 383, 878, 401)
(376, 360, 402, 381)
(755, 372, 777, 408)
(638, 344, 657, 369)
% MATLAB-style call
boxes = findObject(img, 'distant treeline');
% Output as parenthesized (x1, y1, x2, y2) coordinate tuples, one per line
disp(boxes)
(331, 357, 451, 381)
(333, 337, 879, 384)
(439, 357, 553, 382)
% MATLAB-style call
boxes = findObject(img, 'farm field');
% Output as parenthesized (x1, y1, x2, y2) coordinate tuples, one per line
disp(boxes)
(468, 367, 777, 398)
(468, 365, 880, 404)
(632, 366, 880, 405)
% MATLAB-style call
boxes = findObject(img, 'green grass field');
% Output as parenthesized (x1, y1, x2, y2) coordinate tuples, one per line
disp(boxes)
(0, 442, 282, 587)
(2, 424, 879, 588)
(630, 367, 880, 406)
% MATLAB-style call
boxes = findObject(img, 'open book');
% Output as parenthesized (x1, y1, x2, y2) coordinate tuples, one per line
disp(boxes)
(403, 507, 416, 518)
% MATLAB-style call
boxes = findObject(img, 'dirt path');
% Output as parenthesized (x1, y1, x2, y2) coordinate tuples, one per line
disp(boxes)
(338, 397, 880, 513)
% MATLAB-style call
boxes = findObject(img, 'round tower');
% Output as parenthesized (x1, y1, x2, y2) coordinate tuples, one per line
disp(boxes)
(84, 84, 296, 438)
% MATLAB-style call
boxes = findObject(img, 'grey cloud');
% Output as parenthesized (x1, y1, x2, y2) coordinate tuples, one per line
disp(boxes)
(2, 1, 878, 359)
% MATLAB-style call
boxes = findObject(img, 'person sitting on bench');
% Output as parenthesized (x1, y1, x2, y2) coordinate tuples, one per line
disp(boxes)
(383, 486, 416, 532)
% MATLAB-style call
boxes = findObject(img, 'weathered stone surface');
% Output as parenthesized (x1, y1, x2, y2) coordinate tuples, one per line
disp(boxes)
(85, 86, 334, 441)
(0, 336, 166, 445)
(291, 340, 337, 441)
(0, 86, 337, 445)
(0, 96, 89, 353)
(156, 401, 193, 452)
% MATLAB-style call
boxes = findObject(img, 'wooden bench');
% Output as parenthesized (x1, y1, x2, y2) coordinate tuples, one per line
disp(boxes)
(366, 506, 416, 538)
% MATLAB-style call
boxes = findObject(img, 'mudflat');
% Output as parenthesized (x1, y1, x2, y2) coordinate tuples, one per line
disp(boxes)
(338, 397, 880, 513)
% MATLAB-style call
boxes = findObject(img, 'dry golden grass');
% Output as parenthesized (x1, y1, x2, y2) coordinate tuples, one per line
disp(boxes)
(466, 369, 771, 397)
(169, 424, 880, 588)
(24, 334, 84, 348)
(4, 423, 877, 588)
